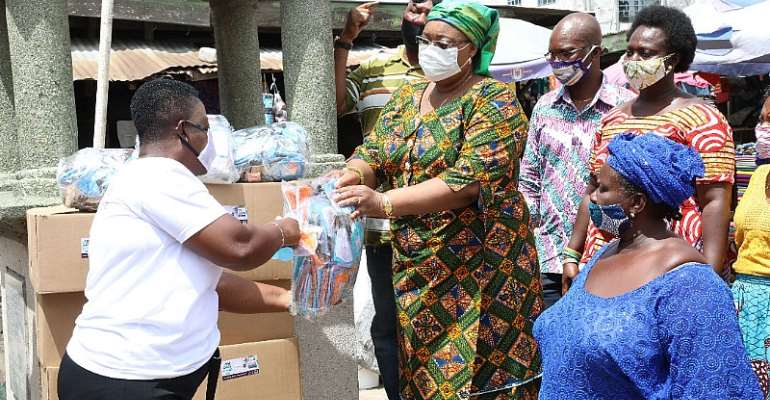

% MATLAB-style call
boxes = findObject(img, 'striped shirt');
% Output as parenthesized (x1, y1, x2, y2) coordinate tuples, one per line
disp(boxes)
(342, 46, 423, 137)
(581, 103, 736, 264)
(519, 78, 635, 274)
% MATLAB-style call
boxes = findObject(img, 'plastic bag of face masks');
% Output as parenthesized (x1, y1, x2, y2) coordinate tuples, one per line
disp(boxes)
(231, 121, 310, 182)
(278, 177, 365, 320)
(56, 148, 133, 212)
(199, 114, 240, 184)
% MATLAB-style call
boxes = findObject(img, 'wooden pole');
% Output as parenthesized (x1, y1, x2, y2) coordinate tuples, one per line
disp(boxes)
(92, 0, 114, 149)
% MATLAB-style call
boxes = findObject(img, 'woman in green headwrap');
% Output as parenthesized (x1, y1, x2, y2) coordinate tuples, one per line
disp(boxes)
(334, 1, 542, 398)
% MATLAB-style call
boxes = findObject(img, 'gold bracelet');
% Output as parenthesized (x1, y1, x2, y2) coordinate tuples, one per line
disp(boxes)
(381, 193, 394, 218)
(344, 166, 364, 185)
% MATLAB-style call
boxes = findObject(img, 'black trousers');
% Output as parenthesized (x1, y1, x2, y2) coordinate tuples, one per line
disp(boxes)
(541, 272, 563, 309)
(58, 351, 218, 400)
(366, 245, 400, 400)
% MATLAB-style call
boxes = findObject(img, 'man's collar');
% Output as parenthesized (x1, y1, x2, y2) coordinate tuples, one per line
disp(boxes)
(555, 74, 618, 110)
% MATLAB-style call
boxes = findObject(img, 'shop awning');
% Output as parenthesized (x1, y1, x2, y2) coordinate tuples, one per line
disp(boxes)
(71, 38, 393, 81)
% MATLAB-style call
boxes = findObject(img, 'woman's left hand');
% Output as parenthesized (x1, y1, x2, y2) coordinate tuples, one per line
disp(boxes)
(334, 185, 385, 219)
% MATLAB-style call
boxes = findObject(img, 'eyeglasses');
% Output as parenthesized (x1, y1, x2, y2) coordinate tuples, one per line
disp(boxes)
(416, 35, 469, 50)
(183, 120, 209, 135)
(545, 45, 596, 62)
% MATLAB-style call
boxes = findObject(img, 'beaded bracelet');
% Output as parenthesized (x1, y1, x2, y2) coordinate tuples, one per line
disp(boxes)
(561, 247, 582, 260)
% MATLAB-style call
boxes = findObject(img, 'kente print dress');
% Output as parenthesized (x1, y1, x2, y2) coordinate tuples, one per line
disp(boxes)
(352, 78, 543, 400)
(581, 103, 736, 264)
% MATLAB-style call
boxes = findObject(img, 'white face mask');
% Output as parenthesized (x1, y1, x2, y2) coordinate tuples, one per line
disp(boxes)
(418, 43, 470, 82)
(196, 126, 216, 174)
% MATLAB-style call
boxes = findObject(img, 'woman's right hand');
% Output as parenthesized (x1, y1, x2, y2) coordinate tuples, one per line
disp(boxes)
(275, 218, 301, 247)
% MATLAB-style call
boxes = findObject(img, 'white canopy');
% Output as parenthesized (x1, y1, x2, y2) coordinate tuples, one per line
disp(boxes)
(685, 0, 770, 76)
(490, 17, 553, 82)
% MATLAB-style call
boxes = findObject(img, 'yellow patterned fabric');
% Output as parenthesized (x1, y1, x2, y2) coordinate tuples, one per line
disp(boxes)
(733, 165, 770, 277)
(352, 78, 542, 399)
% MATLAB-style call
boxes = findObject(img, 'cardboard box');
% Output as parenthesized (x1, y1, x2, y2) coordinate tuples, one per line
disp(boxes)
(43, 338, 301, 400)
(206, 182, 292, 282)
(28, 183, 290, 293)
(36, 283, 294, 368)
(192, 338, 302, 400)
(27, 206, 93, 294)
(42, 366, 58, 400)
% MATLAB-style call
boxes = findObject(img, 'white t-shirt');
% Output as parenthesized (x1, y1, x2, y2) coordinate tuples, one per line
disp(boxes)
(67, 157, 228, 380)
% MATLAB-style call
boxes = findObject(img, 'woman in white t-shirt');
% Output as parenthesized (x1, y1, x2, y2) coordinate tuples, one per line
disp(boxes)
(58, 78, 301, 400)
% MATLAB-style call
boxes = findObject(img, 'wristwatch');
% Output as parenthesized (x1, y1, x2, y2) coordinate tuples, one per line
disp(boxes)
(334, 36, 353, 50)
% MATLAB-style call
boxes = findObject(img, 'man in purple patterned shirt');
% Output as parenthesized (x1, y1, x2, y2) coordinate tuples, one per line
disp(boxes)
(518, 13, 635, 308)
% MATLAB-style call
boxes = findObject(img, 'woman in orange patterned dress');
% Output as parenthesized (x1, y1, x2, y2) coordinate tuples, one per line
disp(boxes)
(562, 5, 735, 290)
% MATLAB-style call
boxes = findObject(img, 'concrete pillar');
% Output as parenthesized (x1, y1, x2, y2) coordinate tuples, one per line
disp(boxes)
(281, 0, 345, 177)
(5, 0, 77, 172)
(281, 2, 357, 398)
(210, 0, 265, 130)
(0, 0, 18, 175)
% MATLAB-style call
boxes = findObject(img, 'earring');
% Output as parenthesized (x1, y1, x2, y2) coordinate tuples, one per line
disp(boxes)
(629, 211, 636, 219)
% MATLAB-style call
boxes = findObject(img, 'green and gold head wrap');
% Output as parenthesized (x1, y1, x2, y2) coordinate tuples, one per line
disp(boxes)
(427, 0, 499, 76)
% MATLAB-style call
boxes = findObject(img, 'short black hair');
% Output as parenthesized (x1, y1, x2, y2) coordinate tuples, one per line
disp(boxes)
(130, 78, 200, 144)
(628, 5, 697, 73)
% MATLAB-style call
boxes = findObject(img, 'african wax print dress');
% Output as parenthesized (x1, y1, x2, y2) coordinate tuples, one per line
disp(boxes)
(581, 103, 736, 264)
(352, 78, 543, 399)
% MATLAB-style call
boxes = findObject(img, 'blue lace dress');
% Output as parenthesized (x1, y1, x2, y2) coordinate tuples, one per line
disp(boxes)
(534, 244, 763, 399)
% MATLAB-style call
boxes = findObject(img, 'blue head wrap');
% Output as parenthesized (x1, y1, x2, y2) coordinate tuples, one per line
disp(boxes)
(607, 133, 704, 209)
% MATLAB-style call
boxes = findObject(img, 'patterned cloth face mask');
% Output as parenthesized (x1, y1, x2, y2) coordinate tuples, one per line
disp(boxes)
(622, 54, 675, 91)
(588, 201, 631, 236)
(755, 123, 770, 161)
(549, 45, 597, 87)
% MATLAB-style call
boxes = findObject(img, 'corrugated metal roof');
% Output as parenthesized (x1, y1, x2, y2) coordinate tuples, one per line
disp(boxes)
(71, 38, 394, 81)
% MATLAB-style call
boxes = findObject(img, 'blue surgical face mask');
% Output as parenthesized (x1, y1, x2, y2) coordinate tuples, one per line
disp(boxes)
(588, 201, 630, 236)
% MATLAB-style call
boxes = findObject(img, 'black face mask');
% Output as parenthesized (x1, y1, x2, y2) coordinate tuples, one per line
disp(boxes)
(401, 19, 423, 52)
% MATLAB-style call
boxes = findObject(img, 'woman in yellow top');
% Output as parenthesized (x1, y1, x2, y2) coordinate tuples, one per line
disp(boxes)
(732, 90, 770, 398)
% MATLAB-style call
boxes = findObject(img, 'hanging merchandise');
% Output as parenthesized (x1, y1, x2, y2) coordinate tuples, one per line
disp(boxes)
(271, 75, 288, 123)
(280, 177, 365, 320)
(263, 93, 275, 125)
(199, 114, 240, 184)
(56, 148, 133, 211)
(232, 121, 310, 182)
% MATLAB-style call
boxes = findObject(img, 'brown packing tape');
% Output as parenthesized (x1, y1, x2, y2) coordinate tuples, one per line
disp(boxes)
(28, 183, 291, 294)
(36, 280, 293, 368)
(44, 338, 301, 400)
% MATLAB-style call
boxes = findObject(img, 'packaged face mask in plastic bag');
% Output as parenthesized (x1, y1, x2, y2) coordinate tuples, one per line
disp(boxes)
(56, 148, 133, 212)
(231, 121, 310, 182)
(280, 177, 365, 319)
(199, 114, 240, 184)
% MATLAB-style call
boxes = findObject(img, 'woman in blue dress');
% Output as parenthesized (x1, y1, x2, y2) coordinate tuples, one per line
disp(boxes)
(534, 132, 762, 399)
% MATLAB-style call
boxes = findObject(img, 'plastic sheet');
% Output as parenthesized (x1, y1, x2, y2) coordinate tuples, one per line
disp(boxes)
(199, 114, 240, 184)
(232, 121, 310, 182)
(56, 148, 132, 212)
(281, 177, 365, 319)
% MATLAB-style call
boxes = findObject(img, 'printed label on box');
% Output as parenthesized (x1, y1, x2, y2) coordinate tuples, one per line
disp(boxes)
(80, 238, 89, 259)
(224, 206, 249, 224)
(221, 355, 260, 380)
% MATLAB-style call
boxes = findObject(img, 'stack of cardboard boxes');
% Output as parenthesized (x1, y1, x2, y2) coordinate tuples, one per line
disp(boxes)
(27, 182, 303, 400)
